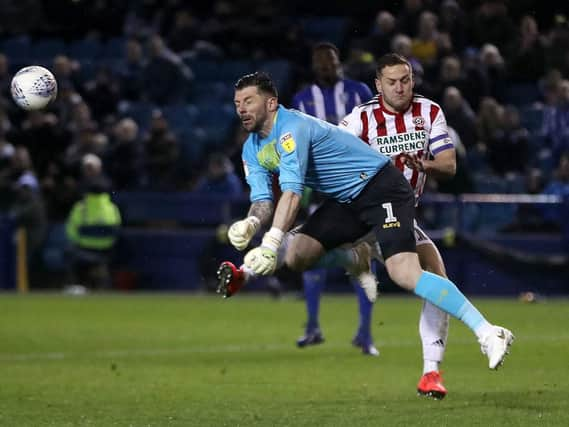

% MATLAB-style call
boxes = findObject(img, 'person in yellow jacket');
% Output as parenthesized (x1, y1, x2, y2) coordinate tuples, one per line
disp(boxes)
(65, 175, 121, 290)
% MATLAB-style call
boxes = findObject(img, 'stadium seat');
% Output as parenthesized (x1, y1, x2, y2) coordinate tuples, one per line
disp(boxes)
(68, 38, 102, 60)
(185, 59, 252, 83)
(258, 59, 292, 94)
(520, 105, 544, 134)
(499, 83, 541, 107)
(189, 81, 234, 104)
(101, 36, 127, 59)
(42, 223, 69, 272)
(505, 173, 526, 194)
(162, 104, 199, 132)
(118, 101, 156, 134)
(195, 103, 236, 146)
(177, 127, 208, 169)
(30, 38, 66, 61)
(473, 173, 509, 194)
(1, 35, 31, 61)
(300, 16, 348, 47)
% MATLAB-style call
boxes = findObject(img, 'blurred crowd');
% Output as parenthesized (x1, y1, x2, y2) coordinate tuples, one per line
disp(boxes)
(0, 0, 568, 239)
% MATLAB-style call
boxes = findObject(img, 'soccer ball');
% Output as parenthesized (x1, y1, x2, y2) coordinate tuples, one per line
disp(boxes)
(10, 66, 58, 111)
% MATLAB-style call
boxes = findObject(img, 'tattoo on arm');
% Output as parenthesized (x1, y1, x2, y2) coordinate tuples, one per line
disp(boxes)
(248, 201, 274, 227)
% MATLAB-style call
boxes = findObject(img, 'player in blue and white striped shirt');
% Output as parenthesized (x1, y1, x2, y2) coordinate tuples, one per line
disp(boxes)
(291, 42, 377, 355)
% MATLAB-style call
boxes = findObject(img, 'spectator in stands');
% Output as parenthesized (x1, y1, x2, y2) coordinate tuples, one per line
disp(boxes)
(411, 11, 442, 71)
(105, 118, 145, 190)
(539, 69, 563, 108)
(390, 34, 430, 95)
(9, 111, 71, 180)
(366, 10, 397, 59)
(52, 55, 83, 94)
(477, 97, 504, 147)
(291, 42, 378, 356)
(63, 121, 104, 178)
(545, 14, 569, 77)
(436, 126, 474, 195)
(142, 35, 193, 105)
(479, 43, 508, 101)
(438, 0, 467, 53)
(486, 105, 529, 176)
(116, 38, 146, 102)
(143, 109, 180, 190)
(507, 15, 547, 84)
(391, 33, 424, 78)
(460, 47, 491, 110)
(442, 86, 478, 149)
(469, 0, 516, 52)
(395, 0, 425, 38)
(0, 54, 11, 100)
(344, 42, 376, 89)
(166, 9, 200, 54)
(193, 152, 244, 196)
(65, 172, 121, 290)
(433, 55, 483, 111)
(540, 151, 569, 229)
(5, 147, 47, 260)
(82, 66, 120, 122)
(542, 79, 569, 163)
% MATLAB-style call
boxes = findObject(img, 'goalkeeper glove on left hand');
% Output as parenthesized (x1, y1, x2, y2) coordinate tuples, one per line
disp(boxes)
(227, 216, 260, 250)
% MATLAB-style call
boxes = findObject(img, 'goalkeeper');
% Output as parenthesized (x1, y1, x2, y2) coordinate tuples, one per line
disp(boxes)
(218, 71, 514, 372)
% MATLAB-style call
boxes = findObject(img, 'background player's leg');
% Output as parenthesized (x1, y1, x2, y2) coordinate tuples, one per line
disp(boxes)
(297, 269, 326, 347)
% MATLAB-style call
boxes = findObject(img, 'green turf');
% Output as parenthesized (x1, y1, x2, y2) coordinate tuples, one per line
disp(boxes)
(0, 293, 568, 426)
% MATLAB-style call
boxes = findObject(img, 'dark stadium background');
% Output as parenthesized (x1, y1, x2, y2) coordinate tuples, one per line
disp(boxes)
(0, 0, 567, 294)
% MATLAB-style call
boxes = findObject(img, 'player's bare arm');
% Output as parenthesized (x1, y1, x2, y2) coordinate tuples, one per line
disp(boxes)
(248, 200, 274, 227)
(271, 191, 302, 232)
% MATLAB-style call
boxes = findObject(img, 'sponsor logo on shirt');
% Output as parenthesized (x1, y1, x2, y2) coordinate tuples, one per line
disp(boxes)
(279, 132, 296, 153)
(373, 130, 427, 155)
(257, 140, 280, 171)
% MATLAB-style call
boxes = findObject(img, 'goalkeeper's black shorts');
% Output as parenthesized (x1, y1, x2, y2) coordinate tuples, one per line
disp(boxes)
(299, 162, 417, 260)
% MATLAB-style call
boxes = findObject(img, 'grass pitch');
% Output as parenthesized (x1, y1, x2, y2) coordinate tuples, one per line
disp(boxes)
(0, 293, 568, 426)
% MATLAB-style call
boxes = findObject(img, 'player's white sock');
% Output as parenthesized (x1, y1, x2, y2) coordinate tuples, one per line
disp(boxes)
(423, 360, 439, 374)
(419, 300, 449, 374)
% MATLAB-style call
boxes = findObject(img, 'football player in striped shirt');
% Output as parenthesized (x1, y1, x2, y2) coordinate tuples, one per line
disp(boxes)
(338, 52, 459, 398)
(291, 42, 378, 356)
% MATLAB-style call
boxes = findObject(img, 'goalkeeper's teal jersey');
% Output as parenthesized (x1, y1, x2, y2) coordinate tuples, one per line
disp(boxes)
(242, 105, 390, 203)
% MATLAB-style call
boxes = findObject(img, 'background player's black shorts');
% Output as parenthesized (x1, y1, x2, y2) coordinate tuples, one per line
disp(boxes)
(300, 162, 417, 260)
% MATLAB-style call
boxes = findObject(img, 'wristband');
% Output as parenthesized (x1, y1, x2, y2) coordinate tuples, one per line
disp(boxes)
(261, 227, 284, 251)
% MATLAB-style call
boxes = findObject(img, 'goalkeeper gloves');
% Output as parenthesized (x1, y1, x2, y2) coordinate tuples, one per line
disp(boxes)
(244, 228, 284, 275)
(227, 216, 260, 250)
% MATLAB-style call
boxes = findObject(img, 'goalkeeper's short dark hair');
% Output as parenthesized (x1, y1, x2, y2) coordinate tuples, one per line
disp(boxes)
(235, 72, 278, 98)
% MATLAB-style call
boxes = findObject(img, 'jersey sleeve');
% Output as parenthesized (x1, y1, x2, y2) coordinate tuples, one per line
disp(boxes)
(338, 106, 364, 138)
(242, 141, 273, 203)
(428, 107, 454, 156)
(275, 120, 310, 196)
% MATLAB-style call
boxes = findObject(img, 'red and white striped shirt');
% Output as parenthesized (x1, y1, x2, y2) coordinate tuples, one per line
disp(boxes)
(339, 94, 453, 202)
